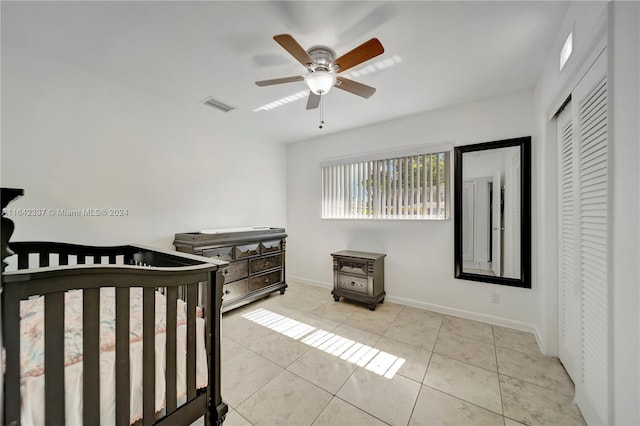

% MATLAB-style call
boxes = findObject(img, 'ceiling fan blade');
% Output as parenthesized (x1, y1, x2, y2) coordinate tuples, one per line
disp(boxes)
(273, 34, 314, 68)
(306, 92, 321, 110)
(255, 75, 304, 87)
(335, 77, 376, 98)
(332, 38, 384, 73)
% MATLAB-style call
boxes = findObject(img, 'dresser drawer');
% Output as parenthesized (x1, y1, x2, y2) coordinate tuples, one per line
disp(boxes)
(235, 243, 259, 259)
(337, 274, 369, 294)
(338, 259, 368, 276)
(249, 254, 281, 274)
(260, 240, 281, 254)
(223, 260, 248, 282)
(202, 246, 233, 261)
(222, 279, 248, 302)
(249, 270, 281, 292)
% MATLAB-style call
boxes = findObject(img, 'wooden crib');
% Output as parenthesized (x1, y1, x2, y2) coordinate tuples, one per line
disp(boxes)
(1, 188, 228, 425)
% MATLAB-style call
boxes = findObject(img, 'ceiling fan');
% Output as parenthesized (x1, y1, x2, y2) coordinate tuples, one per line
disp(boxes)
(255, 34, 385, 110)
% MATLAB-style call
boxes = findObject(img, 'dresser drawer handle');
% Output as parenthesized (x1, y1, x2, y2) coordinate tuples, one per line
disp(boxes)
(223, 269, 230, 276)
(224, 289, 230, 295)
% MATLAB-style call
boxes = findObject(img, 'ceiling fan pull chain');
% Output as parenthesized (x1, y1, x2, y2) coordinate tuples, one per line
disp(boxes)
(319, 94, 325, 129)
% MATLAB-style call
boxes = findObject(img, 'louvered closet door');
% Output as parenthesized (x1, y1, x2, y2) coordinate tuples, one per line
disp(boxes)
(576, 50, 609, 425)
(557, 102, 582, 383)
(557, 48, 609, 425)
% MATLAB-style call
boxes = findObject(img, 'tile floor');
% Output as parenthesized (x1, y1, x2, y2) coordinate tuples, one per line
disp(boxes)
(219, 281, 585, 426)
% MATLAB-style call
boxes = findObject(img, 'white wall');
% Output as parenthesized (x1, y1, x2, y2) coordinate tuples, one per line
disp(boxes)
(287, 89, 537, 331)
(533, 1, 639, 423)
(1, 46, 287, 249)
(609, 2, 640, 424)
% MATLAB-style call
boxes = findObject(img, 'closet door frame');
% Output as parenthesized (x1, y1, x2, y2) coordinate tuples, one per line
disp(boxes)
(552, 29, 611, 425)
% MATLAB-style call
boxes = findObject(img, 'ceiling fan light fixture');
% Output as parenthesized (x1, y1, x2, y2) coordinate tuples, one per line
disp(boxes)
(305, 71, 336, 95)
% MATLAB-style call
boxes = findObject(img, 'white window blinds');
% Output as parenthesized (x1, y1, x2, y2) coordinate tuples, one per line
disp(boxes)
(321, 151, 450, 220)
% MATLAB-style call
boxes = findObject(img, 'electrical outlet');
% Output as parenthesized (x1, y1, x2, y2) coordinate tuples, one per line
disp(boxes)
(491, 292, 500, 304)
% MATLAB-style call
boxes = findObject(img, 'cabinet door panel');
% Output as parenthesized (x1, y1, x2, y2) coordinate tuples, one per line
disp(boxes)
(249, 271, 282, 292)
(337, 274, 369, 294)
(222, 280, 248, 302)
(235, 243, 259, 259)
(338, 259, 368, 276)
(260, 240, 281, 254)
(224, 261, 248, 282)
(202, 246, 233, 261)
(250, 254, 281, 274)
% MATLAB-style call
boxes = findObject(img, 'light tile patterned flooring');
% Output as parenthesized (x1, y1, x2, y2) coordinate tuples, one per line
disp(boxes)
(220, 281, 585, 426)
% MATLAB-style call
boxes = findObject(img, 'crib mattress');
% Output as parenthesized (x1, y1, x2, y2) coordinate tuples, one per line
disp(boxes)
(19, 288, 208, 425)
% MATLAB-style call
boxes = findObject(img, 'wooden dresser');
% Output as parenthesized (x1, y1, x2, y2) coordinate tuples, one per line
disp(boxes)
(331, 250, 386, 311)
(174, 228, 287, 312)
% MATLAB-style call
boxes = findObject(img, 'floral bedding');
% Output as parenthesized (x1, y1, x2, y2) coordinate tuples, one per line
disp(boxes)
(19, 288, 198, 378)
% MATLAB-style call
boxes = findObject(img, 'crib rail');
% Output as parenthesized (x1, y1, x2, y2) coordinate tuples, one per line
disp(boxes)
(2, 242, 228, 426)
(7, 241, 219, 269)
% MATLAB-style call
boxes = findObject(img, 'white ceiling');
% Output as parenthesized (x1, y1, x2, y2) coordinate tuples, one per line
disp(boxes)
(2, 1, 569, 144)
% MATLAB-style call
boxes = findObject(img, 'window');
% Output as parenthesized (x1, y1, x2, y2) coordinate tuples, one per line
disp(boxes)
(560, 30, 573, 70)
(321, 148, 450, 220)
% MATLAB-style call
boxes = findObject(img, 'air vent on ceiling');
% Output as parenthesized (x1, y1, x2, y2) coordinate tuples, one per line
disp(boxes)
(202, 97, 236, 113)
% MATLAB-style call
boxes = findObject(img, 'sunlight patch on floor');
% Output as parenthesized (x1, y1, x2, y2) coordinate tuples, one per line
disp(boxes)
(242, 308, 405, 379)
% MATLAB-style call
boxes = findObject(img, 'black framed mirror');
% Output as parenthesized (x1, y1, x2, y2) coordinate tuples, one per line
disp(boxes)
(454, 137, 531, 288)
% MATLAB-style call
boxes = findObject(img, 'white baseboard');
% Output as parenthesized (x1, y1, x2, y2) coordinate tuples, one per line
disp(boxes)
(532, 325, 547, 355)
(288, 275, 332, 289)
(288, 275, 541, 347)
(385, 295, 538, 334)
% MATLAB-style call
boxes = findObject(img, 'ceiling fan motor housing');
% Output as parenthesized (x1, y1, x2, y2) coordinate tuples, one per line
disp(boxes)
(307, 46, 337, 71)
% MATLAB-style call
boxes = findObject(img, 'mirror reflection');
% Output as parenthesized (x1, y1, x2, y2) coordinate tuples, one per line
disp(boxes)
(461, 146, 521, 279)
(454, 136, 530, 288)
